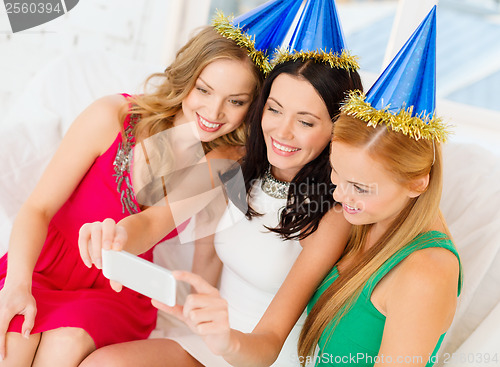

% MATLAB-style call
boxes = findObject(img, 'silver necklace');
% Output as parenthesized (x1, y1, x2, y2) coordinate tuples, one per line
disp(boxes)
(261, 167, 290, 199)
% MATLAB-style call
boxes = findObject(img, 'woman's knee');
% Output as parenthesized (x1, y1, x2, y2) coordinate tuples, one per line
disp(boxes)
(32, 327, 96, 366)
(81, 339, 201, 367)
(79, 348, 120, 367)
(42, 327, 95, 350)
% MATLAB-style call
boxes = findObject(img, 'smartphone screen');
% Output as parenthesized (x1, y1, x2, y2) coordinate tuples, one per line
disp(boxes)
(101, 249, 176, 306)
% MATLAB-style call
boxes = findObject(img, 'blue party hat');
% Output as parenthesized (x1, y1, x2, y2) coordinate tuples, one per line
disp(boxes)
(212, 0, 305, 74)
(234, 0, 303, 57)
(342, 6, 449, 141)
(272, 0, 359, 71)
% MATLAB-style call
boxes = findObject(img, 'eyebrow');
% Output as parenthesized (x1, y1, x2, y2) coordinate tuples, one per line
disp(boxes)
(198, 77, 251, 97)
(331, 165, 371, 188)
(268, 97, 321, 119)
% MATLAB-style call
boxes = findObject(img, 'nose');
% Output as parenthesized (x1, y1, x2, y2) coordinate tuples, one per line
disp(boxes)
(206, 97, 225, 121)
(332, 182, 348, 203)
(274, 115, 294, 141)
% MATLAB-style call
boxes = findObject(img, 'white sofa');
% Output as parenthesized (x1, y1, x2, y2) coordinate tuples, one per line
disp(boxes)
(1, 52, 499, 365)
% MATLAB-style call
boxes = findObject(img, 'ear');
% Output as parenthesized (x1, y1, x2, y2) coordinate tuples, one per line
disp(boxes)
(408, 174, 430, 198)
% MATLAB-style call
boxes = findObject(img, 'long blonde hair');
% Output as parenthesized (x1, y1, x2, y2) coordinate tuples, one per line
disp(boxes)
(125, 26, 264, 152)
(298, 113, 449, 360)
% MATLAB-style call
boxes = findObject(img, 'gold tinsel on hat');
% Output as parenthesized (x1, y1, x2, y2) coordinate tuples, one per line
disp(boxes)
(271, 47, 360, 71)
(211, 11, 272, 74)
(341, 90, 451, 142)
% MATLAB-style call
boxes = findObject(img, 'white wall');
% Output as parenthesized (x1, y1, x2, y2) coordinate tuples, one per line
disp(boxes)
(0, 0, 211, 120)
(378, 0, 500, 155)
(360, 70, 500, 157)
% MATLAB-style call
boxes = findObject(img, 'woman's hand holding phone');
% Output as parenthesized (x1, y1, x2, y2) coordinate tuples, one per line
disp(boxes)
(77, 218, 127, 269)
(152, 271, 236, 356)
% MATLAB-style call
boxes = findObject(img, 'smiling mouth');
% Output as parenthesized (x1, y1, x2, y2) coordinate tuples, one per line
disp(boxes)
(272, 138, 300, 153)
(198, 114, 223, 131)
(342, 203, 361, 214)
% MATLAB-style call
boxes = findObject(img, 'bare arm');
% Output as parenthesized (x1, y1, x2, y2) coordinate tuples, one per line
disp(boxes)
(155, 205, 351, 367)
(192, 233, 222, 287)
(375, 247, 459, 367)
(0, 94, 125, 358)
(222, 206, 350, 366)
(6, 95, 124, 280)
(191, 145, 244, 286)
(78, 143, 243, 267)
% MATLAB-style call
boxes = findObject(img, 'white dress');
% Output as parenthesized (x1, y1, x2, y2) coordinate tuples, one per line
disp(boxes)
(156, 181, 305, 366)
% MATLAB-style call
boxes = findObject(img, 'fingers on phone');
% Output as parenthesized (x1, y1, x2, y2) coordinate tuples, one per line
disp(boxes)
(173, 271, 218, 296)
(112, 226, 127, 251)
(101, 218, 127, 251)
(185, 298, 229, 337)
(78, 223, 93, 268)
(90, 222, 104, 269)
(101, 218, 116, 250)
(151, 299, 166, 311)
(109, 280, 123, 293)
(79, 219, 128, 269)
(152, 300, 184, 320)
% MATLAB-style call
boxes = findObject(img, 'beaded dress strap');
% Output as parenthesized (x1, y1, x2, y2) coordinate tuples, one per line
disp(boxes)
(113, 93, 141, 215)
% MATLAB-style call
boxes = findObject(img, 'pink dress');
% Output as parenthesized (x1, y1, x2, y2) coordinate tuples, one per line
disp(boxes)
(0, 94, 179, 348)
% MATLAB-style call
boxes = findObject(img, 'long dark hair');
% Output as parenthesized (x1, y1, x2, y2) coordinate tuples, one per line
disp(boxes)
(241, 59, 363, 240)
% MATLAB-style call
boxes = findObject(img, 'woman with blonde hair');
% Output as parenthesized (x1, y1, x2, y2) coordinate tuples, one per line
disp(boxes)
(0, 16, 264, 367)
(299, 7, 462, 366)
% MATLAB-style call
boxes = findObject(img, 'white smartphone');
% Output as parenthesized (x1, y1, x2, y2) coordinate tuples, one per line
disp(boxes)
(101, 249, 176, 306)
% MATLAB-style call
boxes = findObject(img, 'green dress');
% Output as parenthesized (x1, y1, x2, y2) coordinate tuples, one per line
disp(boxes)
(307, 231, 462, 367)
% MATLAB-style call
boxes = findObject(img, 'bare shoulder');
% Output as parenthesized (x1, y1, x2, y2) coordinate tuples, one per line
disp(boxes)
(407, 246, 459, 279)
(393, 246, 460, 299)
(382, 244, 461, 337)
(321, 203, 349, 227)
(79, 94, 128, 129)
(304, 203, 350, 243)
(70, 94, 129, 153)
(299, 204, 350, 264)
(94, 93, 128, 108)
(23, 95, 130, 215)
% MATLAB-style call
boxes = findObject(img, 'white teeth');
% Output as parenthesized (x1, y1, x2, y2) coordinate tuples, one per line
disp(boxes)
(345, 203, 358, 210)
(199, 116, 221, 129)
(273, 140, 299, 153)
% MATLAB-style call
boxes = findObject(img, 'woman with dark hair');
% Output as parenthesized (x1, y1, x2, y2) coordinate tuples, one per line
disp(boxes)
(242, 59, 362, 240)
(126, 58, 362, 367)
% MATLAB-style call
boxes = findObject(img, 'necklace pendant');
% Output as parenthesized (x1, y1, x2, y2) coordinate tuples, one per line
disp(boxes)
(261, 167, 290, 199)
